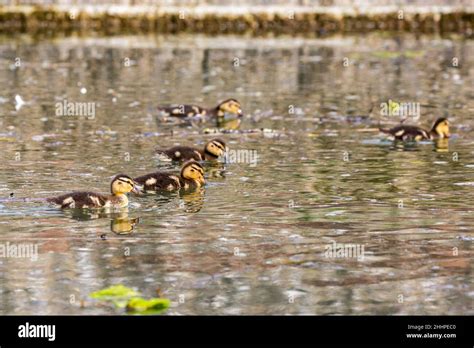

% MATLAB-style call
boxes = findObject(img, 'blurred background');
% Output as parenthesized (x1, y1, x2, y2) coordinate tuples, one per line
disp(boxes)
(0, 0, 473, 35)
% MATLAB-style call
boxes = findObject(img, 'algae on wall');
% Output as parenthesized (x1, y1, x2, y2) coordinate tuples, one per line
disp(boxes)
(0, 0, 473, 35)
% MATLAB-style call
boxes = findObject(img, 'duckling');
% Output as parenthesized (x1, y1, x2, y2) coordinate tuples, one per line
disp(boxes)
(47, 175, 140, 209)
(158, 99, 243, 121)
(134, 160, 205, 193)
(379, 117, 450, 141)
(156, 138, 226, 162)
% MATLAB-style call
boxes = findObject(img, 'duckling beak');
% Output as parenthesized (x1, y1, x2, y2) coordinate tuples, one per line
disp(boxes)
(131, 183, 143, 195)
(237, 108, 243, 117)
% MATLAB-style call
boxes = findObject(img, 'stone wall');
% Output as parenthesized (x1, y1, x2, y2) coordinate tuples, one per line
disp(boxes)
(0, 0, 472, 34)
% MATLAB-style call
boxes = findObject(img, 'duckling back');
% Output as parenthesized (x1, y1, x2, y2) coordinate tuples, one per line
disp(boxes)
(156, 145, 204, 162)
(134, 172, 182, 192)
(47, 192, 109, 209)
(380, 124, 430, 141)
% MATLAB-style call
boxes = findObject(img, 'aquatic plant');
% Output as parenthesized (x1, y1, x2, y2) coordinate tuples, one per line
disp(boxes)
(89, 284, 139, 300)
(126, 297, 171, 314)
(89, 285, 170, 315)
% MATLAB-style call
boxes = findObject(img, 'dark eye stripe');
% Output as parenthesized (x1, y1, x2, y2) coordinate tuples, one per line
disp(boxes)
(212, 142, 225, 150)
(191, 165, 202, 173)
(190, 165, 204, 174)
(118, 178, 133, 185)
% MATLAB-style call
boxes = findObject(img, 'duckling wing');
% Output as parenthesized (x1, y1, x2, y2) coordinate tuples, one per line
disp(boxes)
(157, 104, 206, 118)
(156, 146, 203, 162)
(47, 192, 108, 209)
(380, 125, 430, 141)
(134, 172, 181, 192)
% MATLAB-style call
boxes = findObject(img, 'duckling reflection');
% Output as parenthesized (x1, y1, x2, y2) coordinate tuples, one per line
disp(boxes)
(63, 209, 140, 235)
(216, 117, 242, 130)
(205, 160, 226, 179)
(179, 188, 205, 213)
(434, 138, 449, 152)
(391, 141, 421, 152)
(65, 208, 104, 221)
(110, 215, 140, 235)
(389, 136, 451, 153)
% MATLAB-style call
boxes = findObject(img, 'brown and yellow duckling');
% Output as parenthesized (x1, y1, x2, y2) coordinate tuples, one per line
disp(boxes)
(379, 117, 450, 141)
(158, 99, 243, 121)
(134, 160, 205, 193)
(156, 138, 226, 162)
(47, 175, 141, 209)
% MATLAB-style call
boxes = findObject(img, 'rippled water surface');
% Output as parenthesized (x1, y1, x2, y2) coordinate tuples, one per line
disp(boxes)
(0, 34, 473, 315)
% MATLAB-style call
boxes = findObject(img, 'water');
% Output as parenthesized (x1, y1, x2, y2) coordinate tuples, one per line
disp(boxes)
(0, 33, 472, 315)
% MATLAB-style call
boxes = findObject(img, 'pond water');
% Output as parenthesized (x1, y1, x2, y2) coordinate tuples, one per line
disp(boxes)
(0, 33, 472, 315)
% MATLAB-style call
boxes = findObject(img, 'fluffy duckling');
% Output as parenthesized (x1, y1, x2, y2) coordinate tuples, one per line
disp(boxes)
(158, 99, 243, 121)
(379, 117, 450, 141)
(47, 175, 140, 209)
(156, 138, 226, 162)
(134, 160, 205, 193)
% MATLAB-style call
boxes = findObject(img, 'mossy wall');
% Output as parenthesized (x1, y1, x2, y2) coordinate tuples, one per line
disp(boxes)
(0, 1, 472, 35)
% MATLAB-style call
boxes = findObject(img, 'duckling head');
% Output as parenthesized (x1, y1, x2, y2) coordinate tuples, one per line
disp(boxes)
(216, 99, 243, 118)
(431, 117, 450, 138)
(111, 174, 142, 195)
(181, 160, 205, 186)
(204, 138, 227, 159)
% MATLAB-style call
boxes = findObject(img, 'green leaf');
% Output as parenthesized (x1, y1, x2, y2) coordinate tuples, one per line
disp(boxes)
(126, 297, 171, 314)
(89, 285, 139, 300)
